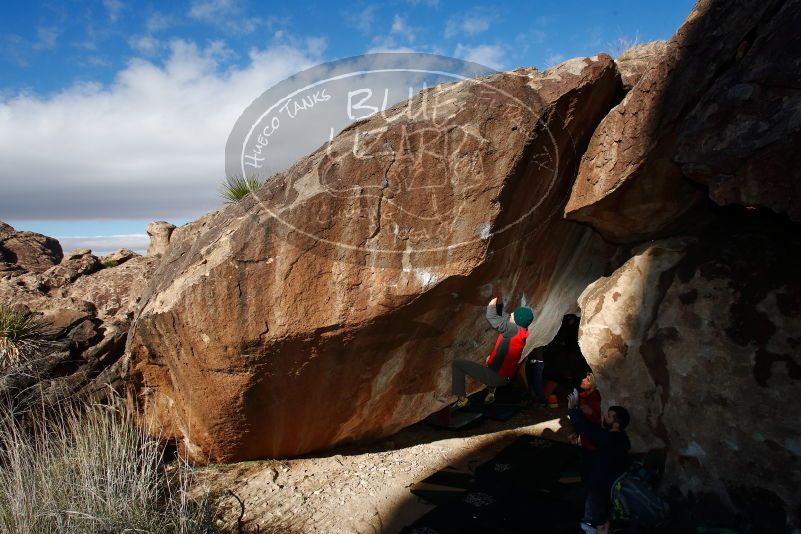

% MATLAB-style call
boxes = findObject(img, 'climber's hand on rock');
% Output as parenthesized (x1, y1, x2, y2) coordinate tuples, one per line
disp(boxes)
(489, 297, 497, 306)
(567, 389, 579, 410)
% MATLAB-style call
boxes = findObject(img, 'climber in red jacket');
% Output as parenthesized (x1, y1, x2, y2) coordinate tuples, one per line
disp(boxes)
(452, 297, 534, 408)
(578, 372, 602, 450)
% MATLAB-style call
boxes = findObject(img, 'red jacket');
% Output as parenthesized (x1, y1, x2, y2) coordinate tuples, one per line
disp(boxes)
(579, 389, 602, 450)
(485, 303, 529, 379)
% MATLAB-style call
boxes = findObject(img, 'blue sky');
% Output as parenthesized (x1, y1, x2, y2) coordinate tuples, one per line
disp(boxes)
(0, 0, 695, 254)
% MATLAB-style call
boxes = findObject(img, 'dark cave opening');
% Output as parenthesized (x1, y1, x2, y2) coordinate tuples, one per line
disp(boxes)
(529, 314, 591, 400)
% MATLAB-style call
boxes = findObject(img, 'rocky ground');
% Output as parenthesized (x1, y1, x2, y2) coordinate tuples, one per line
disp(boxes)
(198, 406, 569, 534)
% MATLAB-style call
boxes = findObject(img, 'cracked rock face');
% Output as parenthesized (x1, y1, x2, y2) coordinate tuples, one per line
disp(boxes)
(577, 217, 801, 517)
(127, 56, 621, 462)
(565, 0, 801, 242)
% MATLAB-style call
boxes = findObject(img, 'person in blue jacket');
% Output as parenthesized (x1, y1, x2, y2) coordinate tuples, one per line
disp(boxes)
(568, 389, 631, 533)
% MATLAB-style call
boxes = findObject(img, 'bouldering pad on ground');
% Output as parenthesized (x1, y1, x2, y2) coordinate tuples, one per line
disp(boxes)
(425, 406, 484, 429)
(410, 466, 475, 505)
(401, 435, 584, 534)
(467, 402, 523, 421)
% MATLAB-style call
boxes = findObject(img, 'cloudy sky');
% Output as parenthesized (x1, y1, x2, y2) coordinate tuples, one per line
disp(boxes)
(0, 0, 694, 254)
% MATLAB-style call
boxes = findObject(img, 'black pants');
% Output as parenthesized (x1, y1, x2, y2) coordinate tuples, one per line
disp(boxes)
(451, 359, 510, 397)
(527, 359, 545, 402)
(584, 484, 611, 527)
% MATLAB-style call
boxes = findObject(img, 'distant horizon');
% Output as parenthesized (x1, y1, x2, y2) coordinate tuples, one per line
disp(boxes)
(1, 0, 695, 252)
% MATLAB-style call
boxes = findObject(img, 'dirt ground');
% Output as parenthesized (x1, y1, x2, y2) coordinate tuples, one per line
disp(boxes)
(195, 405, 572, 534)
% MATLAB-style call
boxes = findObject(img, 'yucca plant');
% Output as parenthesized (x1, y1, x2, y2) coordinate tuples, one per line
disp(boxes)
(0, 305, 50, 371)
(219, 174, 264, 203)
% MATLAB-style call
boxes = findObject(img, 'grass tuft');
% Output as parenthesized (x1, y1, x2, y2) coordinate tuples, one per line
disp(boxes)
(0, 305, 50, 371)
(609, 32, 641, 59)
(219, 175, 264, 203)
(0, 394, 218, 533)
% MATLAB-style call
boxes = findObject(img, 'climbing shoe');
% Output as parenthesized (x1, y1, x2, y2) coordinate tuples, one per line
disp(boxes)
(453, 396, 470, 409)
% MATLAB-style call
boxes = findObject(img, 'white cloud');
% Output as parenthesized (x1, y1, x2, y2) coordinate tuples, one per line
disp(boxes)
(2, 26, 61, 65)
(445, 12, 492, 39)
(187, 0, 276, 34)
(146, 13, 174, 33)
(391, 14, 417, 42)
(366, 38, 416, 54)
(188, 0, 234, 22)
(454, 44, 504, 70)
(102, 0, 124, 23)
(0, 39, 321, 221)
(56, 234, 149, 256)
(545, 52, 566, 67)
(1, 34, 28, 66)
(344, 5, 377, 34)
(129, 35, 161, 55)
(305, 36, 328, 57)
(34, 26, 60, 50)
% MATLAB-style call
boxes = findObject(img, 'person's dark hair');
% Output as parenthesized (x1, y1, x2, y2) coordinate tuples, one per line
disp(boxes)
(609, 405, 630, 430)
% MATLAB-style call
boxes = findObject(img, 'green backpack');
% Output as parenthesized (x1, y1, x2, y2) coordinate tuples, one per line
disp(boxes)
(611, 463, 671, 528)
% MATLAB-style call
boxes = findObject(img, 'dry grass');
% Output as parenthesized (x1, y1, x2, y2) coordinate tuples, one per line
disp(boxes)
(0, 395, 219, 533)
(609, 32, 641, 59)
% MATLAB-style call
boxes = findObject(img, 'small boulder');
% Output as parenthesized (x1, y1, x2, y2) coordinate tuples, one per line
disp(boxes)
(40, 250, 102, 289)
(100, 248, 139, 267)
(146, 221, 176, 257)
(0, 221, 63, 273)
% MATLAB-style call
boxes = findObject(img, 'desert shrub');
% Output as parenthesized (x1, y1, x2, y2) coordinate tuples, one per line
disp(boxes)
(219, 175, 264, 203)
(0, 305, 50, 371)
(0, 396, 218, 533)
(610, 33, 641, 59)
(101, 260, 119, 268)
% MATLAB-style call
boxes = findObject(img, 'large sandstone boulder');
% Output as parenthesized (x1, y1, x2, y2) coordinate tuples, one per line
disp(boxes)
(0, 221, 63, 273)
(576, 215, 801, 519)
(565, 0, 801, 242)
(127, 56, 622, 462)
(674, 0, 801, 221)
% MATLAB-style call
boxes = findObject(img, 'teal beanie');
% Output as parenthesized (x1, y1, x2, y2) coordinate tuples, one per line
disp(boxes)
(513, 306, 534, 328)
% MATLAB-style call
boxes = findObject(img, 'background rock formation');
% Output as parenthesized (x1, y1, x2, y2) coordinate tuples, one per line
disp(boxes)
(0, 221, 62, 274)
(3, 0, 798, 524)
(146, 221, 176, 257)
(564, 0, 801, 522)
(0, 223, 158, 408)
(127, 56, 621, 462)
(565, 0, 801, 243)
(577, 212, 801, 521)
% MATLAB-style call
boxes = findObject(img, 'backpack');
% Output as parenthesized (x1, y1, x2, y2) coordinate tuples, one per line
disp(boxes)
(611, 463, 671, 528)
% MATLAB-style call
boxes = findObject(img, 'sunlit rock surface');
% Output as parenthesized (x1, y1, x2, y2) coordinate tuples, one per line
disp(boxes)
(0, 225, 158, 406)
(577, 216, 801, 517)
(127, 56, 621, 462)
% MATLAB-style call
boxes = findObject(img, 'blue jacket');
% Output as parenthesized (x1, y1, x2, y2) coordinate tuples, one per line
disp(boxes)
(568, 407, 631, 489)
